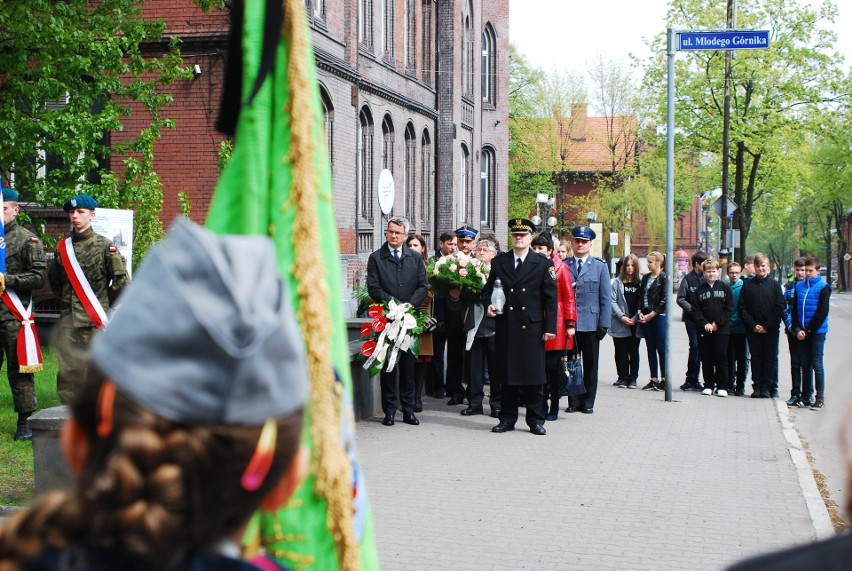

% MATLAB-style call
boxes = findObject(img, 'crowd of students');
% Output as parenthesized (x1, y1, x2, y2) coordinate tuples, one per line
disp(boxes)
(611, 250, 830, 408)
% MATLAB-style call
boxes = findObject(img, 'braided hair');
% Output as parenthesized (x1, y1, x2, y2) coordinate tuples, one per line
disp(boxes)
(0, 366, 303, 570)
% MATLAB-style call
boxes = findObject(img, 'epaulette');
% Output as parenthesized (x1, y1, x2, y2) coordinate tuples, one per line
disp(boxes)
(595, 257, 606, 264)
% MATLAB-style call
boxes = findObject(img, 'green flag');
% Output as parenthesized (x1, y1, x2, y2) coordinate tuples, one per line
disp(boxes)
(205, 0, 378, 569)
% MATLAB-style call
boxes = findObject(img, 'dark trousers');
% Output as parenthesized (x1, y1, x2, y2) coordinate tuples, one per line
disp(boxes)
(613, 335, 641, 382)
(684, 322, 702, 384)
(380, 351, 416, 415)
(444, 328, 466, 400)
(799, 333, 826, 399)
(643, 315, 666, 379)
(786, 332, 802, 398)
(468, 335, 498, 409)
(569, 331, 600, 410)
(698, 332, 730, 391)
(431, 330, 446, 397)
(500, 383, 544, 428)
(541, 350, 564, 417)
(746, 330, 780, 395)
(727, 332, 749, 391)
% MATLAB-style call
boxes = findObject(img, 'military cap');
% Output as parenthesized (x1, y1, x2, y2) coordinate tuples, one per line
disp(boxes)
(455, 224, 478, 241)
(90, 217, 309, 426)
(571, 225, 596, 241)
(508, 218, 535, 235)
(1, 187, 19, 202)
(63, 194, 98, 211)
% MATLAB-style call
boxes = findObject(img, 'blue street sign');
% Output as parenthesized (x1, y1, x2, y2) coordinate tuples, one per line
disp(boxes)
(677, 30, 770, 52)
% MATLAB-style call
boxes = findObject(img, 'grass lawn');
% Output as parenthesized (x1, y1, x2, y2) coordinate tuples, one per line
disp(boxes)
(0, 346, 60, 506)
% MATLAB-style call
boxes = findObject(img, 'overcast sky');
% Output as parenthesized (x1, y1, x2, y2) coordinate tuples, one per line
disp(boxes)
(509, 0, 852, 83)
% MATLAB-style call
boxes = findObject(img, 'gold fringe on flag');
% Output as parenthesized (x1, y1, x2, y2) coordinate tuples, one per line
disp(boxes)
(281, 2, 360, 569)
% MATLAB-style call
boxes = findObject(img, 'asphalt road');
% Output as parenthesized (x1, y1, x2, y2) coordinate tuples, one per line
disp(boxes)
(785, 291, 852, 527)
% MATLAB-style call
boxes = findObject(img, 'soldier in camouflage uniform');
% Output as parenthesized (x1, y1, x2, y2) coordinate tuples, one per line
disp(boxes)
(48, 194, 128, 405)
(1, 187, 47, 440)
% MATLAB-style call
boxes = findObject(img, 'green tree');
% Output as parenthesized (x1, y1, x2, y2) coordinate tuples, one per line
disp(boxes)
(0, 0, 192, 265)
(640, 0, 845, 262)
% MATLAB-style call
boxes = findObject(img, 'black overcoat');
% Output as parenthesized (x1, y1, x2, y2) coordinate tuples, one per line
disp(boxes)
(482, 250, 557, 386)
(366, 242, 428, 307)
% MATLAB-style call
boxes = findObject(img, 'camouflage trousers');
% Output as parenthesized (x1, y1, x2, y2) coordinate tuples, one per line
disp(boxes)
(0, 318, 37, 414)
(56, 324, 96, 406)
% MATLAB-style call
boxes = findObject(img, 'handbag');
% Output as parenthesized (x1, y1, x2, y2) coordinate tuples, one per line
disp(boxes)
(561, 337, 586, 396)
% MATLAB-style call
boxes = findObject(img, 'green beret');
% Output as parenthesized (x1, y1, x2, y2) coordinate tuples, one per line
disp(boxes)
(1, 187, 19, 202)
(63, 194, 97, 211)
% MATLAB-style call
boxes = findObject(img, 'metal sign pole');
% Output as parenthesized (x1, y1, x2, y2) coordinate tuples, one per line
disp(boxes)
(665, 28, 676, 403)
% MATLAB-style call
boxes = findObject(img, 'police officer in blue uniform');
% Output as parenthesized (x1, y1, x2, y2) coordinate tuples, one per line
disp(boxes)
(564, 225, 611, 414)
(482, 218, 557, 435)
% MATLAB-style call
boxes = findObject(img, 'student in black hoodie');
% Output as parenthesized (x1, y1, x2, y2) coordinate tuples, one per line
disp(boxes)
(738, 253, 785, 398)
(689, 259, 734, 397)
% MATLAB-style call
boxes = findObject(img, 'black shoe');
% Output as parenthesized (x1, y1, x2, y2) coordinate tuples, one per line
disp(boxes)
(490, 408, 501, 418)
(381, 414, 395, 426)
(460, 407, 484, 416)
(447, 397, 464, 406)
(642, 381, 659, 391)
(580, 408, 594, 414)
(734, 388, 745, 397)
(626, 380, 638, 389)
(679, 381, 692, 391)
(402, 413, 420, 425)
(613, 379, 626, 387)
(565, 406, 578, 413)
(545, 413, 558, 421)
(529, 424, 546, 436)
(492, 421, 515, 433)
(414, 403, 423, 413)
(14, 413, 32, 441)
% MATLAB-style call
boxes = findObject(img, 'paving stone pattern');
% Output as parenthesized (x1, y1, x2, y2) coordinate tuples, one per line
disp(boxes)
(357, 329, 822, 570)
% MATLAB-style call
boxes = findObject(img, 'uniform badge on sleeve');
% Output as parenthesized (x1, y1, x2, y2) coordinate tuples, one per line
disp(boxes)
(548, 266, 556, 280)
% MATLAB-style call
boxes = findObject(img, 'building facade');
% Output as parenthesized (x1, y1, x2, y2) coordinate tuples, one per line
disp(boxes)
(114, 0, 509, 315)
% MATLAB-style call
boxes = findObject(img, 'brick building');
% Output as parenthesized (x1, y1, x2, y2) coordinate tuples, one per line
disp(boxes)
(553, 103, 702, 260)
(60, 0, 509, 316)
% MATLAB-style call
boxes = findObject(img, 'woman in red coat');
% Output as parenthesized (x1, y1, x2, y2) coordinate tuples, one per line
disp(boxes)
(532, 233, 577, 420)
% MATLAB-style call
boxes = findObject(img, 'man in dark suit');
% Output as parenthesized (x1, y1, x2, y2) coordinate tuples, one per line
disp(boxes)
(565, 225, 611, 414)
(483, 218, 557, 435)
(367, 217, 429, 426)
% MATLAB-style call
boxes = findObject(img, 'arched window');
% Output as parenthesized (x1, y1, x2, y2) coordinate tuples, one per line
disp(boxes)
(459, 144, 470, 224)
(421, 0, 434, 85)
(420, 129, 432, 243)
(404, 123, 416, 224)
(381, 0, 394, 60)
(359, 0, 374, 49)
(405, 0, 416, 73)
(482, 24, 496, 106)
(381, 115, 394, 174)
(480, 147, 496, 228)
(305, 0, 325, 21)
(358, 106, 374, 222)
(320, 85, 334, 168)
(461, 2, 473, 97)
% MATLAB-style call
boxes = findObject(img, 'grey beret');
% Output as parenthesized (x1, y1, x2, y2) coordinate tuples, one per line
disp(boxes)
(90, 217, 308, 426)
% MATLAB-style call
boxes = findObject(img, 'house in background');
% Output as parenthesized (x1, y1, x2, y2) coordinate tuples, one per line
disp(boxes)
(554, 103, 703, 260)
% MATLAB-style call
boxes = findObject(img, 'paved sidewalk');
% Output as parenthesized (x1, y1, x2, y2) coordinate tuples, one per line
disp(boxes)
(356, 327, 833, 570)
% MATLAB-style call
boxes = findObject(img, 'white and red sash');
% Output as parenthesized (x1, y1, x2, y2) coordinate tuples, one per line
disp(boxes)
(1, 289, 43, 373)
(57, 237, 109, 330)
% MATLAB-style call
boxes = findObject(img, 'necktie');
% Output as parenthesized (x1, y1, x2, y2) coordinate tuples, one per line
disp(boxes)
(393, 249, 400, 261)
(515, 257, 522, 273)
(577, 259, 583, 274)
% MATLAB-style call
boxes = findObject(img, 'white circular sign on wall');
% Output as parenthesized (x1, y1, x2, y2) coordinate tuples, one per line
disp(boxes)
(377, 169, 395, 215)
